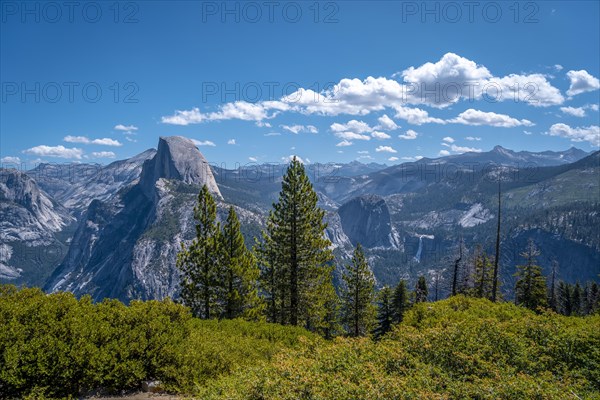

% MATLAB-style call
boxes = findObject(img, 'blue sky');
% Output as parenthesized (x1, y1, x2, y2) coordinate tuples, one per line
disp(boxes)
(1, 0, 599, 167)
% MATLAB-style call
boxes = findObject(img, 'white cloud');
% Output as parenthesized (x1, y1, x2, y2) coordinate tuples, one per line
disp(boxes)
(488, 74, 564, 107)
(393, 106, 446, 125)
(357, 150, 369, 154)
(401, 52, 492, 108)
(91, 138, 122, 146)
(560, 106, 586, 117)
(547, 123, 599, 145)
(227, 139, 236, 145)
(336, 140, 353, 147)
(388, 157, 399, 162)
(566, 70, 600, 96)
(191, 139, 216, 147)
(370, 131, 391, 140)
(414, 155, 424, 160)
(114, 124, 138, 132)
(23, 145, 83, 159)
(91, 151, 116, 158)
(281, 155, 305, 164)
(376, 114, 399, 130)
(357, 155, 374, 160)
(161, 107, 204, 125)
(63, 136, 122, 146)
(442, 136, 455, 143)
(375, 146, 397, 153)
(264, 132, 281, 136)
(450, 109, 534, 127)
(330, 120, 373, 134)
(1, 156, 21, 164)
(448, 144, 482, 153)
(524, 130, 533, 135)
(281, 124, 318, 134)
(589, 104, 599, 111)
(554, 64, 563, 71)
(334, 131, 371, 141)
(256, 121, 272, 128)
(465, 136, 481, 141)
(398, 129, 418, 140)
(248, 156, 258, 162)
(438, 150, 450, 156)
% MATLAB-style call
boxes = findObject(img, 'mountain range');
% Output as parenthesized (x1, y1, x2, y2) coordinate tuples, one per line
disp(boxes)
(1, 137, 598, 301)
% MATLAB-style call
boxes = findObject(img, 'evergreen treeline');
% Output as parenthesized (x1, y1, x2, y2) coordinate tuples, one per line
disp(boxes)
(178, 158, 600, 340)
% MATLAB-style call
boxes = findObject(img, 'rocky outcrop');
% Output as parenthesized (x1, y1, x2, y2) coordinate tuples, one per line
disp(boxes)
(140, 136, 221, 198)
(0, 169, 73, 284)
(337, 195, 398, 249)
(45, 136, 225, 302)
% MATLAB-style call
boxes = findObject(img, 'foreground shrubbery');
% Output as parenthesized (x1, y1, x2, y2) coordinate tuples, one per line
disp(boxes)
(200, 297, 600, 399)
(1, 286, 599, 399)
(0, 285, 315, 398)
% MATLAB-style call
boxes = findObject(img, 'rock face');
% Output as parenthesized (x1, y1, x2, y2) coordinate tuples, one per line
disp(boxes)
(28, 149, 156, 216)
(45, 136, 224, 301)
(0, 169, 73, 284)
(140, 136, 221, 198)
(337, 195, 398, 249)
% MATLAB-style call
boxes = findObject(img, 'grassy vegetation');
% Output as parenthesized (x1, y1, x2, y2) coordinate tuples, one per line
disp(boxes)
(1, 285, 599, 399)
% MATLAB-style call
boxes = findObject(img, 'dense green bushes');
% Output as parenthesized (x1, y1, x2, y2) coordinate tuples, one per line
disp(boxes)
(0, 285, 315, 398)
(199, 296, 600, 399)
(1, 286, 599, 399)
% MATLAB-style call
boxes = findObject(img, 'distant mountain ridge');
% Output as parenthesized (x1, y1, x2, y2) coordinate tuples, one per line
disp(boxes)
(0, 139, 597, 301)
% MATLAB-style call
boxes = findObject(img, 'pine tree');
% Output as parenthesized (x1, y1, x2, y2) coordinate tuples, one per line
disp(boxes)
(258, 157, 334, 328)
(451, 238, 463, 296)
(515, 239, 547, 311)
(341, 244, 376, 337)
(589, 282, 600, 315)
(219, 206, 263, 320)
(373, 286, 394, 340)
(177, 184, 221, 319)
(471, 247, 494, 300)
(415, 276, 428, 303)
(548, 260, 559, 312)
(491, 174, 502, 301)
(572, 282, 583, 316)
(392, 279, 411, 324)
(558, 281, 573, 316)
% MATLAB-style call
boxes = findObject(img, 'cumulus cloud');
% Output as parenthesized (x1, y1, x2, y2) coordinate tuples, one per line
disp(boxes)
(91, 151, 116, 158)
(1, 156, 21, 164)
(281, 124, 318, 134)
(336, 140, 353, 147)
(191, 139, 216, 147)
(547, 123, 599, 145)
(375, 146, 397, 153)
(438, 150, 450, 156)
(330, 120, 373, 134)
(281, 155, 305, 164)
(442, 136, 455, 143)
(560, 106, 586, 117)
(64, 136, 122, 146)
(371, 131, 391, 140)
(448, 144, 482, 153)
(388, 157, 399, 162)
(398, 129, 418, 140)
(376, 114, 400, 130)
(114, 124, 138, 132)
(450, 109, 534, 127)
(23, 145, 83, 159)
(465, 136, 481, 141)
(334, 131, 371, 141)
(566, 70, 600, 96)
(393, 106, 446, 125)
(227, 139, 236, 145)
(161, 53, 570, 129)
